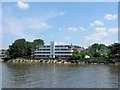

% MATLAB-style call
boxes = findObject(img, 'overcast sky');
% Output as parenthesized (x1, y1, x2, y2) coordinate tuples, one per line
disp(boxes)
(1, 2, 118, 49)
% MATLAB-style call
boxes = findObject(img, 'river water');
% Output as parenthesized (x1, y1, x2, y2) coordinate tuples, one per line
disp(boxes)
(1, 63, 119, 88)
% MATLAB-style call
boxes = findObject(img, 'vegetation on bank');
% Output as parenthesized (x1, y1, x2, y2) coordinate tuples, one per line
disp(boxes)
(4, 38, 120, 63)
(4, 38, 44, 61)
(7, 57, 119, 65)
(71, 43, 120, 60)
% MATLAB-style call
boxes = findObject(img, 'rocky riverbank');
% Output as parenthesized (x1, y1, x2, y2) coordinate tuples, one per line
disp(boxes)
(0, 58, 4, 63)
(5, 58, 120, 65)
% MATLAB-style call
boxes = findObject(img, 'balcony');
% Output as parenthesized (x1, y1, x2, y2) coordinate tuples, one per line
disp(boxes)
(35, 50, 50, 52)
(55, 53, 72, 55)
(55, 50, 73, 52)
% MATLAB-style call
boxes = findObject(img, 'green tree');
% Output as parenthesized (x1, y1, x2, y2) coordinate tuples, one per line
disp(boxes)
(72, 51, 82, 60)
(9, 39, 28, 57)
(94, 52, 101, 57)
(74, 45, 81, 48)
(108, 43, 120, 56)
(85, 52, 92, 57)
(5, 50, 10, 58)
(32, 39, 44, 48)
(80, 52, 85, 58)
(8, 38, 44, 58)
(88, 43, 108, 57)
(88, 43, 99, 57)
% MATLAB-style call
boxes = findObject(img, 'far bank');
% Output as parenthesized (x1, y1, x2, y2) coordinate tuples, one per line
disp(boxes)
(4, 57, 120, 65)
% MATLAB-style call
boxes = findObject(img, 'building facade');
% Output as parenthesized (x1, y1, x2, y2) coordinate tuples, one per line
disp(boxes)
(0, 49, 6, 59)
(32, 41, 73, 59)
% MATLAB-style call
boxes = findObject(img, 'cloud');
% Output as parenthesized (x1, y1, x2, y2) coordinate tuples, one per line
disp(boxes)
(68, 27, 78, 32)
(64, 37, 70, 40)
(108, 28, 118, 33)
(84, 31, 108, 41)
(4, 18, 34, 41)
(58, 28, 62, 31)
(17, 1, 29, 9)
(52, 12, 65, 17)
(45, 12, 65, 20)
(29, 22, 51, 30)
(59, 27, 85, 32)
(100, 40, 118, 46)
(79, 27, 85, 31)
(90, 20, 104, 26)
(3, 8, 66, 43)
(104, 14, 117, 20)
(3, 16, 52, 41)
(95, 27, 107, 32)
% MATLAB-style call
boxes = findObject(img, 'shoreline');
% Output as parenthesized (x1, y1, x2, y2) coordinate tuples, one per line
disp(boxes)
(4, 58, 120, 65)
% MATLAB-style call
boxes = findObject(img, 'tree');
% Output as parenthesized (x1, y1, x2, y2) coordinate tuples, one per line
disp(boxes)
(88, 43, 99, 57)
(74, 45, 81, 48)
(72, 51, 82, 60)
(7, 38, 44, 59)
(85, 52, 92, 57)
(33, 39, 44, 48)
(80, 52, 85, 58)
(9, 39, 28, 57)
(88, 43, 108, 57)
(108, 43, 120, 56)
(94, 52, 101, 57)
(5, 50, 10, 58)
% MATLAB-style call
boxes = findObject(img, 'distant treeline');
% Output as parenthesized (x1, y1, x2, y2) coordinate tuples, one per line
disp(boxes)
(4, 38, 120, 61)
(71, 43, 120, 60)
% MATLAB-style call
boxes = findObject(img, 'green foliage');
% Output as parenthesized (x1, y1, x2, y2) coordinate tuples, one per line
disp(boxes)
(88, 43, 109, 57)
(5, 50, 10, 58)
(89, 43, 99, 54)
(33, 39, 44, 48)
(101, 54, 107, 57)
(94, 52, 101, 57)
(80, 52, 85, 58)
(85, 52, 92, 57)
(72, 51, 82, 60)
(108, 43, 120, 56)
(8, 38, 44, 58)
(9, 39, 27, 57)
(74, 45, 81, 48)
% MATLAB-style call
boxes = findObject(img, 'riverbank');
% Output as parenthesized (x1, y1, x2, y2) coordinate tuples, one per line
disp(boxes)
(5, 58, 120, 65)
(0, 58, 3, 63)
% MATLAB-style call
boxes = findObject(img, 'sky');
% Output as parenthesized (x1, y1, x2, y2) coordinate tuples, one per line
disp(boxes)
(1, 2, 118, 49)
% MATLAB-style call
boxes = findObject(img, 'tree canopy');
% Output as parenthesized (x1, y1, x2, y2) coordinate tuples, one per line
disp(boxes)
(7, 38, 44, 58)
(108, 43, 120, 56)
(88, 43, 108, 57)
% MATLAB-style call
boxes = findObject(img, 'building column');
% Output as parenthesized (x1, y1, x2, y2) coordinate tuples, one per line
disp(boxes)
(50, 41, 55, 58)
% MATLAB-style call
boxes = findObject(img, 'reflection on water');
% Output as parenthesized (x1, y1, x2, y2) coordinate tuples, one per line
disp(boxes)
(2, 63, 119, 88)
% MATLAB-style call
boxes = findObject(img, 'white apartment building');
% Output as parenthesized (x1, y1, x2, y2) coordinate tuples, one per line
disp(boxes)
(32, 41, 73, 59)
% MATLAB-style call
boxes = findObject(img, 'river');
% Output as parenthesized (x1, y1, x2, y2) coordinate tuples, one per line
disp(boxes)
(1, 63, 119, 88)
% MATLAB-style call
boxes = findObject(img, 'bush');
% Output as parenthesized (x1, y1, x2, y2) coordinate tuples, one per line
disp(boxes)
(94, 52, 101, 57)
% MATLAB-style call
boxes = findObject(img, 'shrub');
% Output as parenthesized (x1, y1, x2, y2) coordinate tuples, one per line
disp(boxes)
(94, 52, 101, 57)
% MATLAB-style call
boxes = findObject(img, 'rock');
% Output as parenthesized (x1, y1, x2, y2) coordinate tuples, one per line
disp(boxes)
(64, 62, 69, 64)
(57, 62, 61, 64)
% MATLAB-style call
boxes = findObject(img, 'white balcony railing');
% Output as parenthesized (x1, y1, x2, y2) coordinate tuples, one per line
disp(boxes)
(55, 50, 73, 52)
(34, 53, 50, 55)
(55, 54, 72, 55)
(34, 50, 50, 52)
